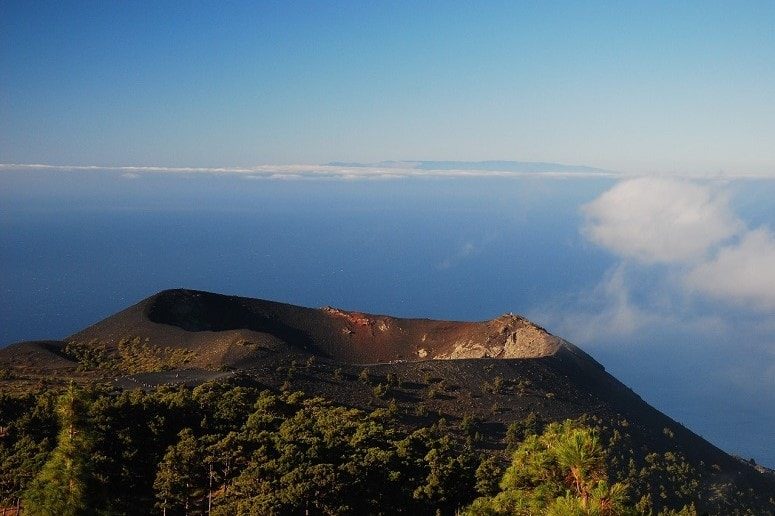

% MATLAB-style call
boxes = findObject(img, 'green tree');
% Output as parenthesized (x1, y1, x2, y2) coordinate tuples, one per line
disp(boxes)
(504, 411, 542, 453)
(154, 428, 204, 515)
(22, 384, 95, 516)
(0, 391, 58, 506)
(475, 456, 503, 497)
(467, 420, 636, 515)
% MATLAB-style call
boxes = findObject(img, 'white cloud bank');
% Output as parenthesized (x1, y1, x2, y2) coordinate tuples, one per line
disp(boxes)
(0, 162, 617, 180)
(3, 162, 774, 180)
(537, 263, 729, 345)
(685, 228, 775, 311)
(582, 177, 741, 263)
(582, 177, 775, 313)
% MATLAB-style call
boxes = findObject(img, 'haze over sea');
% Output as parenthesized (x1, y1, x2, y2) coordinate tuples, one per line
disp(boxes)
(1, 164, 774, 467)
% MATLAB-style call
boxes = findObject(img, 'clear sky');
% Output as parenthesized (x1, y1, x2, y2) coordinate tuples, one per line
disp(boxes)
(1, 1, 774, 174)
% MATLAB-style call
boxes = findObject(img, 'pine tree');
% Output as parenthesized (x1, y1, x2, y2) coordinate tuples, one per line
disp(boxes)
(466, 420, 637, 515)
(154, 427, 203, 515)
(22, 384, 95, 516)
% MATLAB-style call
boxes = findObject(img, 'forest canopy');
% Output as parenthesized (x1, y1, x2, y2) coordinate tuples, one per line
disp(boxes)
(0, 378, 751, 515)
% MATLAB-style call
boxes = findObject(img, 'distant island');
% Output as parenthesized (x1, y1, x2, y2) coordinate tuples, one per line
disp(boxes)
(1, 289, 773, 514)
(327, 160, 614, 175)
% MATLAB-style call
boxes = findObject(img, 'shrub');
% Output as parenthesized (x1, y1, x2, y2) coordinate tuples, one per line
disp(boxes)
(372, 383, 388, 398)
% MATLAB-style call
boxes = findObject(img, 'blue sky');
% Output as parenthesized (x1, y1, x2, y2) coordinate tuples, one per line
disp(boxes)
(2, 1, 774, 173)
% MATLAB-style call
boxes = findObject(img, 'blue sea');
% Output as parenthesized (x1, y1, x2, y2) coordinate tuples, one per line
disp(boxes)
(1, 169, 773, 467)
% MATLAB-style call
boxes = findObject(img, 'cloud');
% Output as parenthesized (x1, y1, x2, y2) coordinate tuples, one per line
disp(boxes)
(437, 242, 478, 270)
(568, 264, 651, 339)
(534, 264, 655, 343)
(0, 162, 618, 181)
(534, 262, 732, 346)
(685, 228, 775, 311)
(4, 162, 775, 180)
(582, 177, 741, 264)
(578, 177, 775, 328)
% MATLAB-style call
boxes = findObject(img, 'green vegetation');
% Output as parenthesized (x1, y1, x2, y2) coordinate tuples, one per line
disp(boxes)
(64, 337, 195, 373)
(0, 379, 769, 515)
(1, 381, 480, 514)
(467, 421, 635, 515)
(22, 385, 95, 515)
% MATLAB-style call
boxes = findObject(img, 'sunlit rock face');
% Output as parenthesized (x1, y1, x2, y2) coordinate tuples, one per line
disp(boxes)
(433, 315, 561, 359)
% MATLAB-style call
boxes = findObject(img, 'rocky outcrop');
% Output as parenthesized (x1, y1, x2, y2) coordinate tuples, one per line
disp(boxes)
(432, 314, 561, 359)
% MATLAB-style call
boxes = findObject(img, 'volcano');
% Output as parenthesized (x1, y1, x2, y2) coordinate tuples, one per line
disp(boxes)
(1, 289, 773, 513)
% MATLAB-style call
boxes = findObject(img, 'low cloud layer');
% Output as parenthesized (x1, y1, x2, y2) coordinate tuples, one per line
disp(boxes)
(582, 177, 775, 314)
(0, 162, 617, 180)
(4, 162, 774, 180)
(582, 177, 740, 263)
(685, 228, 775, 311)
